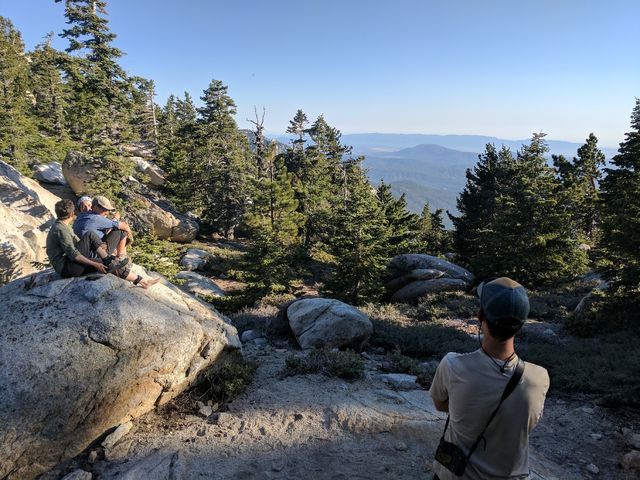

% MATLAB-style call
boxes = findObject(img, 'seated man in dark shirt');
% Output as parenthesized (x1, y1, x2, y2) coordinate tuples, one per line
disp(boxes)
(73, 195, 133, 258)
(47, 199, 160, 288)
(46, 199, 128, 277)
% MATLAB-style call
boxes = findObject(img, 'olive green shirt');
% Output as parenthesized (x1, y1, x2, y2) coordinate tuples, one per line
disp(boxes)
(46, 220, 80, 275)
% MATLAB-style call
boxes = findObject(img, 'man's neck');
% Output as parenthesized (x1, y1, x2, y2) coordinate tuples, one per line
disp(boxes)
(60, 216, 73, 225)
(481, 336, 515, 361)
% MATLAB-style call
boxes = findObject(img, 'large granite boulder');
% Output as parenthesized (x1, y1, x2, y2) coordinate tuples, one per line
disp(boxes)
(386, 254, 474, 304)
(287, 298, 373, 351)
(0, 269, 240, 480)
(61, 151, 100, 195)
(120, 184, 199, 243)
(0, 160, 60, 283)
(32, 162, 67, 185)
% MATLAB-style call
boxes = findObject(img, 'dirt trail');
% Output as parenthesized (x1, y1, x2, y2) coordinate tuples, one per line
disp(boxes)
(63, 339, 636, 480)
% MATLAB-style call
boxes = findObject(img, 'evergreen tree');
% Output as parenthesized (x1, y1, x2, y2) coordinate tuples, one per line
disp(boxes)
(450, 144, 512, 270)
(130, 76, 158, 146)
(244, 144, 304, 292)
(0, 17, 37, 172)
(377, 181, 419, 256)
(323, 161, 389, 304)
(191, 79, 250, 237)
(451, 137, 587, 285)
(599, 99, 640, 296)
(56, 0, 135, 196)
(419, 204, 450, 255)
(490, 134, 588, 284)
(28, 33, 71, 162)
(553, 133, 606, 243)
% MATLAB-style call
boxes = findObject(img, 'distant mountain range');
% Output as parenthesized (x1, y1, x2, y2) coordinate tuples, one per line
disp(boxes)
(265, 132, 619, 228)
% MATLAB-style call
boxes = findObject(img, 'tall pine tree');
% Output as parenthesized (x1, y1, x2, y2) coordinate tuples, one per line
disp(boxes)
(599, 99, 640, 297)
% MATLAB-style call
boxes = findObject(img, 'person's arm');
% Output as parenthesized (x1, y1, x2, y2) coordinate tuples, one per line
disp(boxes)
(429, 354, 451, 412)
(117, 221, 131, 234)
(72, 253, 107, 273)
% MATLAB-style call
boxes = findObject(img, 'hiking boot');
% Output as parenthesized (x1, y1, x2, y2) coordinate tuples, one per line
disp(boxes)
(104, 255, 130, 273)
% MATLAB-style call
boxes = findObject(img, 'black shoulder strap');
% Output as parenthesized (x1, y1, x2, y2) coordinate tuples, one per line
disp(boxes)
(466, 358, 525, 459)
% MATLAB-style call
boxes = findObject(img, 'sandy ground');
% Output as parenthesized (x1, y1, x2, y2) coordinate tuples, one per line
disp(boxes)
(50, 337, 638, 480)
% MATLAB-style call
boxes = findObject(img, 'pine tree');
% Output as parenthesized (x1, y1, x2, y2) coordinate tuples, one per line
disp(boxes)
(553, 133, 606, 243)
(490, 134, 588, 284)
(243, 144, 304, 292)
(377, 181, 419, 256)
(323, 161, 389, 304)
(419, 204, 450, 255)
(599, 99, 640, 296)
(0, 17, 38, 173)
(450, 144, 512, 271)
(191, 79, 250, 237)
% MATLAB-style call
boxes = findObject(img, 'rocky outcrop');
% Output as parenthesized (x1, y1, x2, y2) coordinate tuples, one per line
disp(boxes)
(386, 254, 473, 304)
(62, 151, 100, 195)
(180, 248, 217, 271)
(131, 157, 165, 186)
(120, 183, 199, 243)
(176, 271, 225, 298)
(0, 269, 240, 480)
(0, 160, 61, 283)
(287, 298, 373, 351)
(33, 162, 67, 185)
(61, 152, 198, 242)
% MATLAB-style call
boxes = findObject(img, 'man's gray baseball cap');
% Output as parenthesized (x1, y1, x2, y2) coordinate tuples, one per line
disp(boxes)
(92, 195, 115, 211)
(477, 277, 529, 326)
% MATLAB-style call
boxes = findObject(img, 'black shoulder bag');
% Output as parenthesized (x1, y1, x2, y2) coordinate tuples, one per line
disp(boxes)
(434, 358, 525, 476)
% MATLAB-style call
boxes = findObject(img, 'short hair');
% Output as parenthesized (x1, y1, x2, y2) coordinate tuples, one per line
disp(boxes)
(482, 310, 523, 341)
(54, 199, 75, 219)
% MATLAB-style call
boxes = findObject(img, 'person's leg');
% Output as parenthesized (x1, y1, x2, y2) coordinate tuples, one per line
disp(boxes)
(102, 229, 127, 256)
(60, 258, 87, 278)
(77, 231, 108, 259)
(113, 265, 160, 289)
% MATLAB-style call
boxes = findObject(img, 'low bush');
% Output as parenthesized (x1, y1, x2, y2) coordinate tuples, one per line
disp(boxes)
(386, 349, 435, 387)
(129, 234, 187, 281)
(283, 348, 364, 380)
(191, 350, 257, 404)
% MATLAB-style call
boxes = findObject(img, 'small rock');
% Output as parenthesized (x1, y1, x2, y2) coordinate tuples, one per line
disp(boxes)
(622, 428, 640, 449)
(542, 328, 556, 336)
(293, 413, 303, 421)
(253, 337, 268, 347)
(199, 404, 213, 417)
(379, 373, 418, 390)
(197, 427, 207, 437)
(87, 450, 99, 464)
(590, 433, 603, 441)
(622, 450, 640, 471)
(61, 470, 92, 480)
(271, 459, 285, 472)
(581, 406, 595, 414)
(241, 330, 260, 343)
(586, 463, 599, 474)
(395, 441, 408, 451)
(102, 422, 133, 450)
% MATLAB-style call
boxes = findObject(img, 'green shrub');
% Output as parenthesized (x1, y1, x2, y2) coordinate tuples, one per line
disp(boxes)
(565, 289, 639, 336)
(129, 234, 187, 281)
(283, 348, 364, 380)
(416, 291, 477, 321)
(191, 351, 257, 404)
(205, 293, 258, 315)
(386, 349, 435, 387)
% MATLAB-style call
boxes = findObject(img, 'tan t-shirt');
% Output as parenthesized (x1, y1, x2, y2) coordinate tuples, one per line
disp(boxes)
(429, 349, 550, 480)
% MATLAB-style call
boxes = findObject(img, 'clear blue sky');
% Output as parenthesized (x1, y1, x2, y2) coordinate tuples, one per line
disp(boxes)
(2, 0, 639, 146)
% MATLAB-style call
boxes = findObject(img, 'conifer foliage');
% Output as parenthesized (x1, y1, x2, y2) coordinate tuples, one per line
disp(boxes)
(451, 135, 588, 285)
(599, 99, 640, 296)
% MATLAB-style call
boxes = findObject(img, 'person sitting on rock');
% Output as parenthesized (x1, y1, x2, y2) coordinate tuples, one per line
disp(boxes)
(47, 199, 161, 289)
(76, 195, 92, 213)
(73, 195, 132, 259)
(47, 199, 128, 277)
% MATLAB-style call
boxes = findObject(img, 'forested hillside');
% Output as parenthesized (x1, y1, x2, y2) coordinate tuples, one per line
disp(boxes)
(1, 0, 639, 319)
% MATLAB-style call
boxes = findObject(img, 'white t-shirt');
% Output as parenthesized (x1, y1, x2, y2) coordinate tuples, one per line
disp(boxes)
(429, 349, 550, 480)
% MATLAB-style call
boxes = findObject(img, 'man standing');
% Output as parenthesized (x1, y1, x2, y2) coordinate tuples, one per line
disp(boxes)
(429, 277, 550, 480)
(73, 195, 132, 258)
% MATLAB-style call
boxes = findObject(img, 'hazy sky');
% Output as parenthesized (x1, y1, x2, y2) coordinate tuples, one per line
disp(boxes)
(3, 0, 639, 146)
